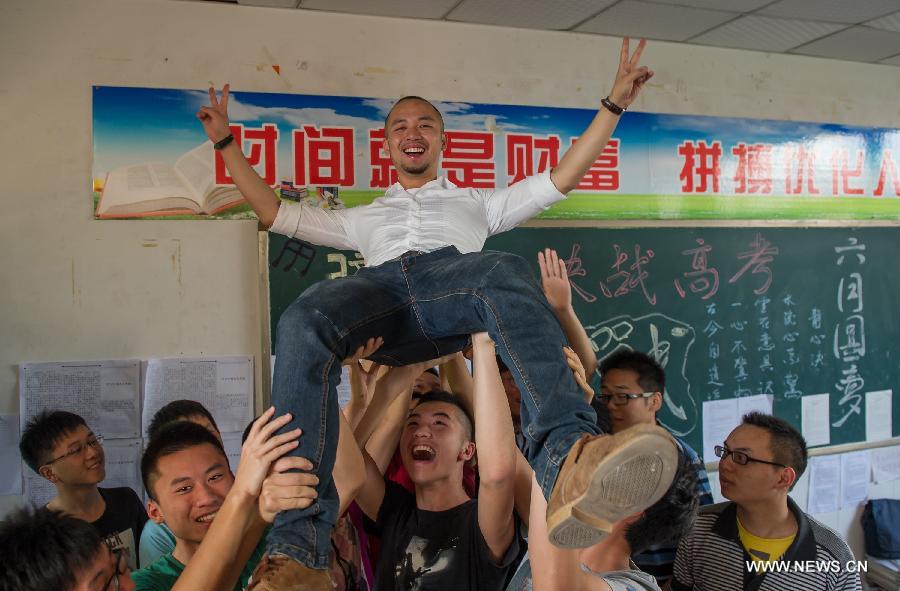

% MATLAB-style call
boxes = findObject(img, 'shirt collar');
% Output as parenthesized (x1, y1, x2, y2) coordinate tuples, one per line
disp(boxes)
(712, 498, 817, 561)
(385, 176, 456, 196)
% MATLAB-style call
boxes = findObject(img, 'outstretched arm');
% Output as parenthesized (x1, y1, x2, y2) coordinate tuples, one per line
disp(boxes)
(471, 332, 518, 564)
(197, 86, 281, 228)
(539, 248, 598, 378)
(551, 38, 652, 195)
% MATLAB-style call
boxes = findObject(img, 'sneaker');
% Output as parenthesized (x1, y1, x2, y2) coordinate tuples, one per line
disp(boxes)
(546, 423, 679, 548)
(245, 554, 332, 591)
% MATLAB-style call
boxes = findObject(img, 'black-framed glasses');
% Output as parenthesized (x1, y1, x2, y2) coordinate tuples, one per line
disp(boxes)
(43, 435, 104, 466)
(598, 392, 658, 406)
(715, 445, 786, 468)
(102, 548, 129, 591)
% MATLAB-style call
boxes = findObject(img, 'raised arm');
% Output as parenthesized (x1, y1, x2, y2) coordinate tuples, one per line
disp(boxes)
(197, 86, 281, 228)
(539, 248, 598, 378)
(471, 332, 517, 564)
(551, 38, 652, 195)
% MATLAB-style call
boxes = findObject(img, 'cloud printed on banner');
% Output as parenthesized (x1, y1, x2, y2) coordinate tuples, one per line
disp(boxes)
(652, 114, 832, 140)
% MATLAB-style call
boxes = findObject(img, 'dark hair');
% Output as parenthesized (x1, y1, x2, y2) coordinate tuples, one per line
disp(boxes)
(742, 412, 808, 488)
(384, 96, 445, 133)
(624, 449, 698, 553)
(0, 507, 105, 591)
(424, 367, 439, 378)
(412, 390, 474, 441)
(599, 350, 665, 394)
(141, 421, 227, 501)
(147, 399, 220, 440)
(19, 411, 89, 473)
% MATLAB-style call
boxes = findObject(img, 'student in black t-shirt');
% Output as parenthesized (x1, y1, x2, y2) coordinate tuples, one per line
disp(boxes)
(19, 410, 147, 569)
(355, 332, 519, 591)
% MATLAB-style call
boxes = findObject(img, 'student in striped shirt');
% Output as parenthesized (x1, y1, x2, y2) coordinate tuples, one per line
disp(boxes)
(672, 412, 861, 591)
(597, 350, 715, 585)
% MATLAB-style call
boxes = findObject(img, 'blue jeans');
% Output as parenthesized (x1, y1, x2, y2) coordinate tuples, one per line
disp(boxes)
(266, 246, 599, 568)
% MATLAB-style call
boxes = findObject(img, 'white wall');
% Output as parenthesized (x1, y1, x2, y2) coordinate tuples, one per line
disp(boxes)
(1, 0, 898, 562)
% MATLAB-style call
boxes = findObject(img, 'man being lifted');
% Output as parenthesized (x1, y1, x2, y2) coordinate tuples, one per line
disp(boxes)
(199, 38, 677, 590)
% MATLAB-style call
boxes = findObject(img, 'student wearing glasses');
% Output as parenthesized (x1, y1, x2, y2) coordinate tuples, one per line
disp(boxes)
(597, 350, 713, 586)
(0, 507, 134, 591)
(19, 410, 147, 570)
(672, 412, 861, 591)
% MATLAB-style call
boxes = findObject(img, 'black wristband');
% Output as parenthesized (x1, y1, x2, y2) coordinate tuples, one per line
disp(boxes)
(213, 133, 235, 150)
(601, 96, 625, 116)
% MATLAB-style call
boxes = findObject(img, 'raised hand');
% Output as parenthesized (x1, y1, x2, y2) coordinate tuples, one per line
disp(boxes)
(232, 407, 302, 500)
(258, 456, 319, 522)
(538, 248, 572, 313)
(608, 38, 653, 109)
(564, 346, 594, 402)
(196, 84, 233, 144)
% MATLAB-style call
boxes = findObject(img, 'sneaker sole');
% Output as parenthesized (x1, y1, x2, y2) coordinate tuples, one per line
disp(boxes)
(547, 426, 678, 548)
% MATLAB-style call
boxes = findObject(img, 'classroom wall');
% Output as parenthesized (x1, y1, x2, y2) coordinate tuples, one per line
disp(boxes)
(1, 0, 898, 560)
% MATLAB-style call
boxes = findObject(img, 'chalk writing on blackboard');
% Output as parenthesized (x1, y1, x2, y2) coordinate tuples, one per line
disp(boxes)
(272, 237, 317, 276)
(833, 237, 866, 428)
(587, 313, 698, 437)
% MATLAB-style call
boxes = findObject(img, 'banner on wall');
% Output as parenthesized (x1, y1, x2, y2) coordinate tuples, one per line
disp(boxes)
(92, 86, 900, 220)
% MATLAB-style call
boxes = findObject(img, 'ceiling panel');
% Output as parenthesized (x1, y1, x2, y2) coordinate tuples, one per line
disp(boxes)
(690, 14, 844, 51)
(758, 0, 900, 24)
(880, 52, 900, 64)
(576, 1, 739, 41)
(791, 25, 900, 61)
(646, 0, 773, 11)
(446, 0, 618, 30)
(866, 11, 900, 32)
(299, 0, 459, 19)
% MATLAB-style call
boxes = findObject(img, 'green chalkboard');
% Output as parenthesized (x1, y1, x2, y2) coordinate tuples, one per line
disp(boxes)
(268, 227, 899, 456)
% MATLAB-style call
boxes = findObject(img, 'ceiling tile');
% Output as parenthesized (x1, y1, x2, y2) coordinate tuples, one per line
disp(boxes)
(866, 11, 900, 32)
(791, 25, 900, 61)
(647, 0, 772, 11)
(576, 1, 738, 42)
(446, 0, 618, 30)
(691, 14, 845, 51)
(299, 0, 459, 19)
(758, 0, 900, 24)
(879, 53, 900, 64)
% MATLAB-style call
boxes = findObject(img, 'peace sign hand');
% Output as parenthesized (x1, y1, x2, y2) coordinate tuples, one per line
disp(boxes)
(608, 38, 653, 109)
(196, 84, 233, 144)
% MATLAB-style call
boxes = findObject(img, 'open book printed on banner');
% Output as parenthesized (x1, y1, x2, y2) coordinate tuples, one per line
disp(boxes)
(95, 142, 245, 218)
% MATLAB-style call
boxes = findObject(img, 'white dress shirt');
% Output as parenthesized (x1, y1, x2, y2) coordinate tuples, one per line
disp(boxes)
(269, 171, 566, 267)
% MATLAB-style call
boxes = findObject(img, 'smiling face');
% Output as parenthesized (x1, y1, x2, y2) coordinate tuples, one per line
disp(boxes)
(146, 443, 233, 547)
(399, 401, 474, 487)
(383, 98, 445, 187)
(40, 425, 106, 486)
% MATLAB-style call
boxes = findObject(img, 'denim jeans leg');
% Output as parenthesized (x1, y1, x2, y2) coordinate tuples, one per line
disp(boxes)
(266, 266, 423, 568)
(407, 249, 601, 500)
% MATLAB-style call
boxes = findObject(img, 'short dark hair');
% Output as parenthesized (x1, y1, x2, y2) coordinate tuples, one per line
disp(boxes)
(141, 421, 227, 501)
(625, 449, 698, 553)
(742, 412, 808, 488)
(0, 507, 105, 591)
(412, 390, 474, 441)
(424, 367, 439, 378)
(19, 410, 89, 473)
(599, 350, 665, 394)
(384, 95, 445, 133)
(147, 399, 220, 440)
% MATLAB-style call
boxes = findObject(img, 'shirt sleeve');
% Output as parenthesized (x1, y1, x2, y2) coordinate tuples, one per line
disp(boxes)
(269, 200, 359, 251)
(481, 170, 566, 236)
(671, 528, 695, 590)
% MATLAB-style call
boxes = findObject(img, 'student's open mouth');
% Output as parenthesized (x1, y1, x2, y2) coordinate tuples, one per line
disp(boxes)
(411, 444, 436, 461)
(195, 510, 218, 524)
